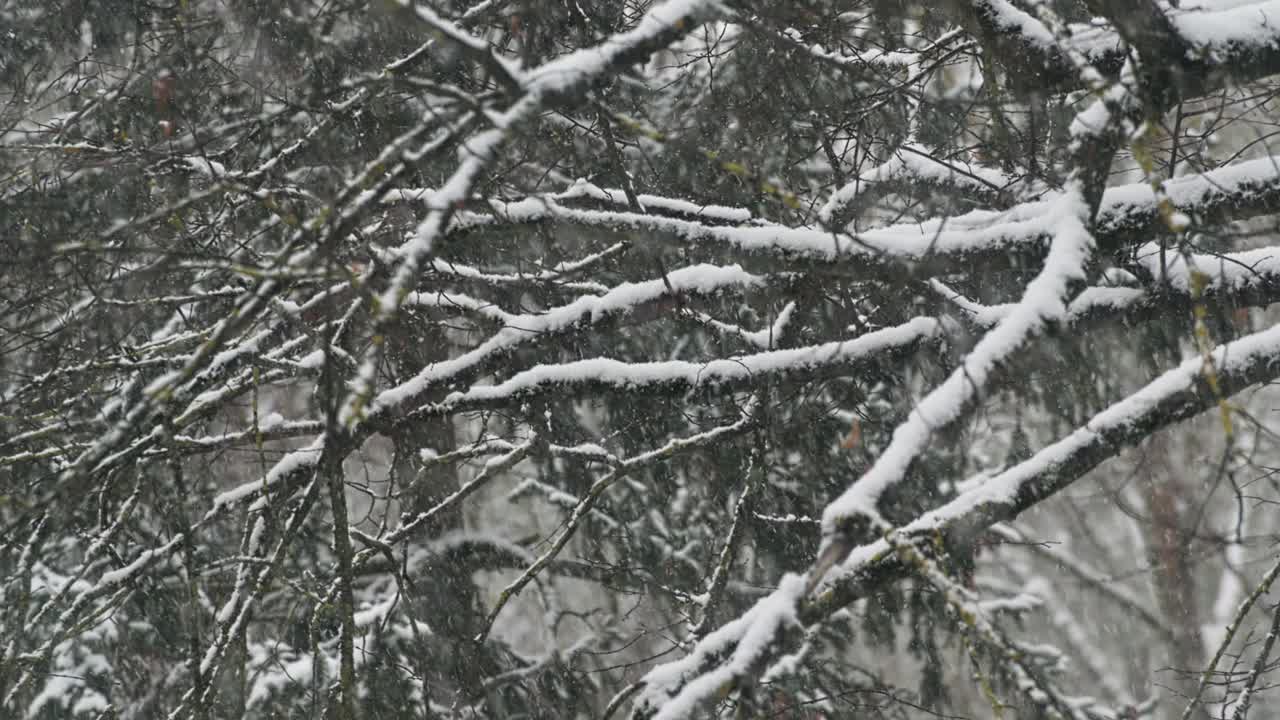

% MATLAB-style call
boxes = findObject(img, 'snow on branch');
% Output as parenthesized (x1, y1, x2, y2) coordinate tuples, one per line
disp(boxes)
(408, 317, 942, 417)
(633, 313, 1280, 720)
(450, 154, 1280, 281)
(819, 144, 1023, 228)
(341, 0, 724, 424)
(822, 187, 1093, 534)
(17, 0, 1280, 717)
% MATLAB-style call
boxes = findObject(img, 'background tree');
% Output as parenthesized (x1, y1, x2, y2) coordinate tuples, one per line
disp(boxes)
(8, 0, 1280, 718)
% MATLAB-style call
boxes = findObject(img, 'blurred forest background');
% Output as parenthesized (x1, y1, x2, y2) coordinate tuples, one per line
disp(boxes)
(7, 0, 1280, 718)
